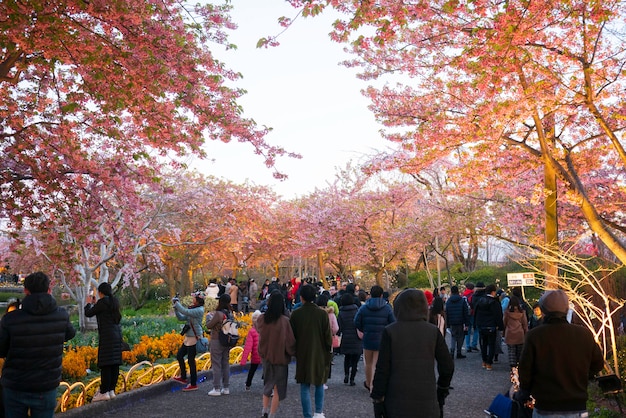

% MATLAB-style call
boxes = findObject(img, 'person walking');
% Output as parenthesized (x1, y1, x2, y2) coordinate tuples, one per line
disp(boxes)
(462, 283, 479, 353)
(171, 291, 205, 392)
(445, 285, 470, 359)
(503, 295, 528, 371)
(337, 293, 361, 386)
(257, 292, 296, 418)
(0, 272, 76, 417)
(85, 282, 123, 402)
(248, 279, 258, 310)
(370, 288, 454, 418)
(229, 280, 239, 312)
(240, 310, 262, 391)
(474, 284, 504, 371)
(206, 294, 233, 396)
(430, 288, 446, 336)
(529, 302, 544, 329)
(354, 285, 395, 391)
(290, 284, 332, 418)
(515, 290, 603, 417)
(316, 294, 338, 387)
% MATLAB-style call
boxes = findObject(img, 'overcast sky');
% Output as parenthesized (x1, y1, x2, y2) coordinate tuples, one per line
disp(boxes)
(192, 0, 386, 199)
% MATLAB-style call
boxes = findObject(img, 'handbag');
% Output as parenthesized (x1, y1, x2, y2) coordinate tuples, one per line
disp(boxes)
(332, 334, 342, 348)
(190, 319, 209, 353)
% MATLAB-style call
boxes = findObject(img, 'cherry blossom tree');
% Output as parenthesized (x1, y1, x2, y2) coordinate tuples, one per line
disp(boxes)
(291, 165, 369, 286)
(285, 0, 626, 275)
(1, 0, 296, 254)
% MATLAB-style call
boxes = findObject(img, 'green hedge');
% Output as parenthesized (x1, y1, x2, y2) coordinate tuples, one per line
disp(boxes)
(406, 263, 543, 303)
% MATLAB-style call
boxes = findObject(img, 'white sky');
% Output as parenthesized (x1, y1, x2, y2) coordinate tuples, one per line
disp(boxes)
(192, 0, 387, 199)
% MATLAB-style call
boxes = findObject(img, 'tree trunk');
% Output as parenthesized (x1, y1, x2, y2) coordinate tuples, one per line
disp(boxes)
(375, 268, 384, 288)
(317, 249, 329, 289)
(231, 252, 240, 280)
(179, 260, 192, 295)
(544, 112, 559, 288)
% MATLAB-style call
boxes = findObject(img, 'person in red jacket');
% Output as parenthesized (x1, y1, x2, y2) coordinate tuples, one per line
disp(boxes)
(240, 310, 263, 390)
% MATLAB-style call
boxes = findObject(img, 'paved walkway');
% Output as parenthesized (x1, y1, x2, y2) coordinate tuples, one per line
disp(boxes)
(59, 338, 512, 418)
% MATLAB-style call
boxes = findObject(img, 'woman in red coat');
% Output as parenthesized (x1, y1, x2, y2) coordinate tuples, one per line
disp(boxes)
(240, 310, 263, 390)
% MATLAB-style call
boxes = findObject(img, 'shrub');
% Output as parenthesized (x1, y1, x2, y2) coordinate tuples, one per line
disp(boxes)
(62, 345, 98, 380)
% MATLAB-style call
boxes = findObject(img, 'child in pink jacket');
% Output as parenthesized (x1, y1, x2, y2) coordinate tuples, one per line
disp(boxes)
(240, 310, 262, 390)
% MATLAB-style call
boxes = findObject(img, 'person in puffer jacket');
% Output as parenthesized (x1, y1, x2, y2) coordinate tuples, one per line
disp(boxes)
(354, 285, 395, 391)
(474, 284, 504, 370)
(445, 285, 470, 359)
(0, 272, 76, 417)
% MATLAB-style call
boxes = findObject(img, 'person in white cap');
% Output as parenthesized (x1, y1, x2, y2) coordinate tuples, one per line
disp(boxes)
(515, 289, 603, 417)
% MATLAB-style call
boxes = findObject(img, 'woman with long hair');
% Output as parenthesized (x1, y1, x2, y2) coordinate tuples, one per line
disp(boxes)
(85, 282, 123, 402)
(256, 291, 296, 418)
(503, 295, 529, 370)
(171, 291, 205, 391)
(338, 292, 361, 386)
(205, 293, 233, 396)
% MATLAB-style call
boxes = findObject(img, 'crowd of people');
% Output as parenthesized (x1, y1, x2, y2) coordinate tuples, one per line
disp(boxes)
(0, 271, 606, 418)
(191, 277, 606, 418)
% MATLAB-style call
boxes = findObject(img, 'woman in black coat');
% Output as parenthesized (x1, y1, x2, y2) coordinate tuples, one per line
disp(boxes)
(85, 282, 123, 402)
(371, 289, 454, 418)
(337, 293, 361, 386)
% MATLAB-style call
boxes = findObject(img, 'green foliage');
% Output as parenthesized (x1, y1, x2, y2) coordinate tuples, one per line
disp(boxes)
(407, 270, 432, 289)
(406, 263, 543, 303)
(0, 292, 23, 303)
(585, 334, 626, 417)
(120, 315, 181, 345)
(120, 298, 171, 316)
(617, 335, 626, 384)
(67, 315, 181, 347)
(587, 377, 625, 418)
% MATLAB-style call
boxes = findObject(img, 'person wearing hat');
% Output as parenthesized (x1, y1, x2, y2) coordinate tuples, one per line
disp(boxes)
(515, 290, 603, 417)
(171, 291, 205, 392)
(85, 282, 124, 401)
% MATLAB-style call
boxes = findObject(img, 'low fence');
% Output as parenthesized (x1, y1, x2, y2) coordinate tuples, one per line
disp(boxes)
(57, 346, 244, 413)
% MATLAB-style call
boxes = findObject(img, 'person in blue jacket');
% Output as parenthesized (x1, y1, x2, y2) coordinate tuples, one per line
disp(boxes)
(354, 285, 395, 391)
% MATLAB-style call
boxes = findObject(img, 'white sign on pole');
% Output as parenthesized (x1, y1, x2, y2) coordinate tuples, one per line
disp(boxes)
(506, 272, 536, 287)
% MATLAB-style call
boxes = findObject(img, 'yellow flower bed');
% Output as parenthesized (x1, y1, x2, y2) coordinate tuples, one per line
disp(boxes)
(55, 313, 252, 412)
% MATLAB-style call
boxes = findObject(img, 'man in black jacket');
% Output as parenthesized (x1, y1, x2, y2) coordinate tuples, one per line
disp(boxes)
(474, 284, 504, 371)
(0, 272, 76, 417)
(516, 290, 603, 417)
